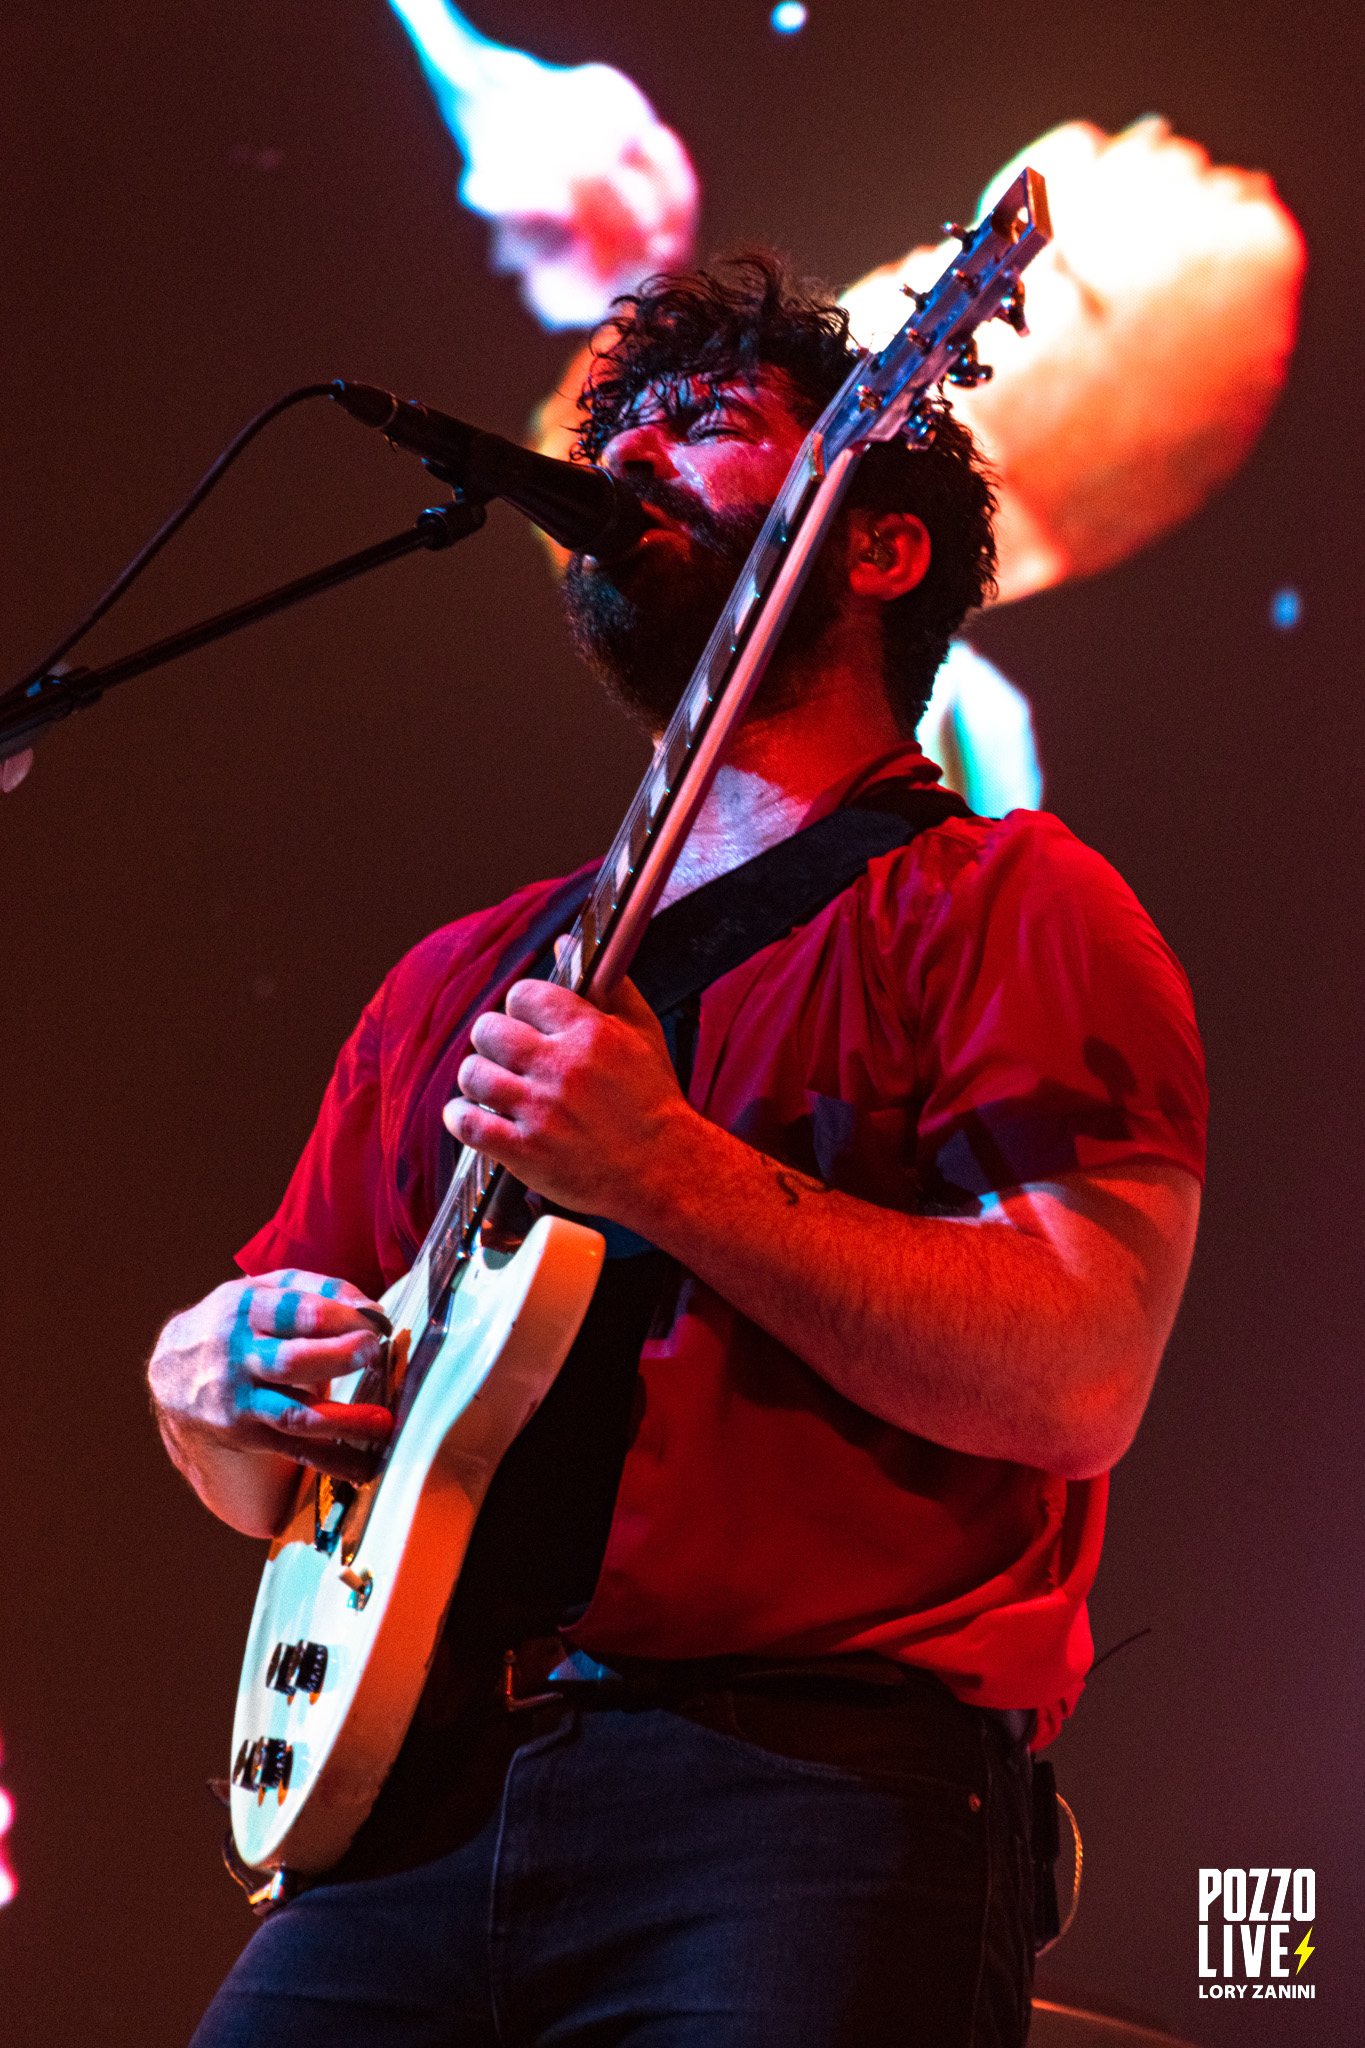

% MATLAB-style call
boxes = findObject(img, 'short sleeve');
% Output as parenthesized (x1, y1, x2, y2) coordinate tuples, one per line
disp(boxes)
(235, 978, 391, 1299)
(911, 813, 1207, 1201)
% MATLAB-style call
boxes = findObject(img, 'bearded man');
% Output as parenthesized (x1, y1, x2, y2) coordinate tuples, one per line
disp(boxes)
(151, 255, 1205, 2047)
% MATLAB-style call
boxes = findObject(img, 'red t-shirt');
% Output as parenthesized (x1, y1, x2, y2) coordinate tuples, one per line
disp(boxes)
(239, 745, 1206, 1745)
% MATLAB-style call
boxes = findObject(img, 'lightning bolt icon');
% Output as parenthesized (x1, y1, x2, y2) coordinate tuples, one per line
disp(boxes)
(1294, 1927, 1315, 1973)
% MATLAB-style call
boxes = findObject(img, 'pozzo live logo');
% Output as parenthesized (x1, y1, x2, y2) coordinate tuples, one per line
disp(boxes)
(1199, 1869, 1316, 2001)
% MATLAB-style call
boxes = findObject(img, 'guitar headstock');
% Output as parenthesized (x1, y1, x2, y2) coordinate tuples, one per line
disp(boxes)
(826, 166, 1052, 451)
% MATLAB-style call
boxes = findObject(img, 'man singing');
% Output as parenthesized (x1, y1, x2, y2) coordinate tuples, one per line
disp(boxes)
(151, 256, 1205, 2046)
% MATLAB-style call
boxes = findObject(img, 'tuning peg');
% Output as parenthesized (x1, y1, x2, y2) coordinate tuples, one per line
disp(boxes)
(901, 398, 939, 448)
(942, 222, 972, 245)
(899, 284, 928, 309)
(995, 284, 1029, 336)
(944, 336, 994, 388)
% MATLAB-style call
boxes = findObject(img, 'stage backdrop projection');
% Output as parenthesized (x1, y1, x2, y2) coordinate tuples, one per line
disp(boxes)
(529, 119, 1301, 793)
(389, 5, 1303, 807)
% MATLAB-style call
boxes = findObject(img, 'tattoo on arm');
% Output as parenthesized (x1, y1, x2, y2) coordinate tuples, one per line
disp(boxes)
(773, 1167, 829, 1207)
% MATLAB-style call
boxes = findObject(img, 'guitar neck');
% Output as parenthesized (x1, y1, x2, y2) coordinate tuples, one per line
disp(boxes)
(418, 167, 1053, 1297)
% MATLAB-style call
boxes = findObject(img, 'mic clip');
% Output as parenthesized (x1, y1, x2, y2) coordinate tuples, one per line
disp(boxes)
(418, 458, 493, 507)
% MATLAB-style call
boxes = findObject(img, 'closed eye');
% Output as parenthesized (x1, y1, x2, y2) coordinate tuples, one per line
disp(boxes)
(686, 419, 748, 441)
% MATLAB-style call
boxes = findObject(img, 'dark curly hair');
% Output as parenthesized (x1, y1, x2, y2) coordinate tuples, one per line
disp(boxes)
(574, 252, 997, 730)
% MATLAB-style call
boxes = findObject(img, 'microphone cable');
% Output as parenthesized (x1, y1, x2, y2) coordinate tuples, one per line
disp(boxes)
(5, 383, 337, 705)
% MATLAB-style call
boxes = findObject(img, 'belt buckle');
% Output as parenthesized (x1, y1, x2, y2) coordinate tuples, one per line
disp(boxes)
(498, 1645, 624, 1713)
(498, 1648, 563, 1714)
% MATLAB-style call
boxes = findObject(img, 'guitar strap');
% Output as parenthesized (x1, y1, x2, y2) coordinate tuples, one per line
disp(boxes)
(520, 780, 970, 1249)
(625, 781, 969, 1022)
(440, 780, 972, 1651)
(427, 782, 968, 1254)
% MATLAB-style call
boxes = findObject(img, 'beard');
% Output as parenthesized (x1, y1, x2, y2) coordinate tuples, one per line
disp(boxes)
(561, 480, 846, 731)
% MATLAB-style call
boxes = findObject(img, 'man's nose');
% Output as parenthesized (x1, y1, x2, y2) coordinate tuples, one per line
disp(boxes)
(601, 422, 676, 483)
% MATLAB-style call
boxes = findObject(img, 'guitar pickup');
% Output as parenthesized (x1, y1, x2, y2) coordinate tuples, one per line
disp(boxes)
(232, 1736, 294, 1805)
(265, 1639, 328, 1702)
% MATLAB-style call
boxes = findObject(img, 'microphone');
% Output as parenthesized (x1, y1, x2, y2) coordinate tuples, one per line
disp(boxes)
(330, 381, 649, 564)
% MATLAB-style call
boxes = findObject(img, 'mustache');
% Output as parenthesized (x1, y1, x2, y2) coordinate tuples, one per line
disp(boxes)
(560, 478, 764, 729)
(612, 479, 763, 565)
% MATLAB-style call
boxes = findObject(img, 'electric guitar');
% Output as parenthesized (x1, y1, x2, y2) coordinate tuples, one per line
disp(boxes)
(229, 168, 1052, 1890)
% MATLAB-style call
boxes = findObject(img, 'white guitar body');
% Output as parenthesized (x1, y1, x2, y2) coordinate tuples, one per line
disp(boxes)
(230, 1214, 604, 1875)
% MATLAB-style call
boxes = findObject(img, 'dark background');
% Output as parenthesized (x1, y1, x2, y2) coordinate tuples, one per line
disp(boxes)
(2, 3, 1361, 2042)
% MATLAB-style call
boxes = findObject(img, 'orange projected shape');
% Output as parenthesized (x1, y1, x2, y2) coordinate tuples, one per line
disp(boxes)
(530, 121, 1304, 608)
(840, 118, 1306, 603)
(526, 348, 597, 572)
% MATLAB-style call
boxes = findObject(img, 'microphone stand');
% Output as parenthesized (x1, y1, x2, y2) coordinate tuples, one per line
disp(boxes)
(0, 497, 487, 772)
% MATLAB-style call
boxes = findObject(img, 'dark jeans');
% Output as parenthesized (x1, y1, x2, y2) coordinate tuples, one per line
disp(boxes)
(193, 1676, 1035, 2047)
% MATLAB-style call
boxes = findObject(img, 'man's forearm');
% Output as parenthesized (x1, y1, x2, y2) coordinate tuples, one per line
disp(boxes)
(624, 1107, 1197, 1480)
(446, 976, 1200, 1478)
(154, 1402, 304, 1539)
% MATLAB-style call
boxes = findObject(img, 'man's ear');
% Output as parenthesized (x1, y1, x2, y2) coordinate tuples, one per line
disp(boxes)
(847, 512, 931, 600)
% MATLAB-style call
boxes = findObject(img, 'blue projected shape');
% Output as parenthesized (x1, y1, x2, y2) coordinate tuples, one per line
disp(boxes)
(385, 0, 697, 329)
(917, 642, 1043, 816)
(1270, 586, 1303, 631)
(771, 3, 809, 32)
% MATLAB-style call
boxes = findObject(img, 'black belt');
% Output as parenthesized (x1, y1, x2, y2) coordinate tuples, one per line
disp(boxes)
(498, 1638, 1036, 1748)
